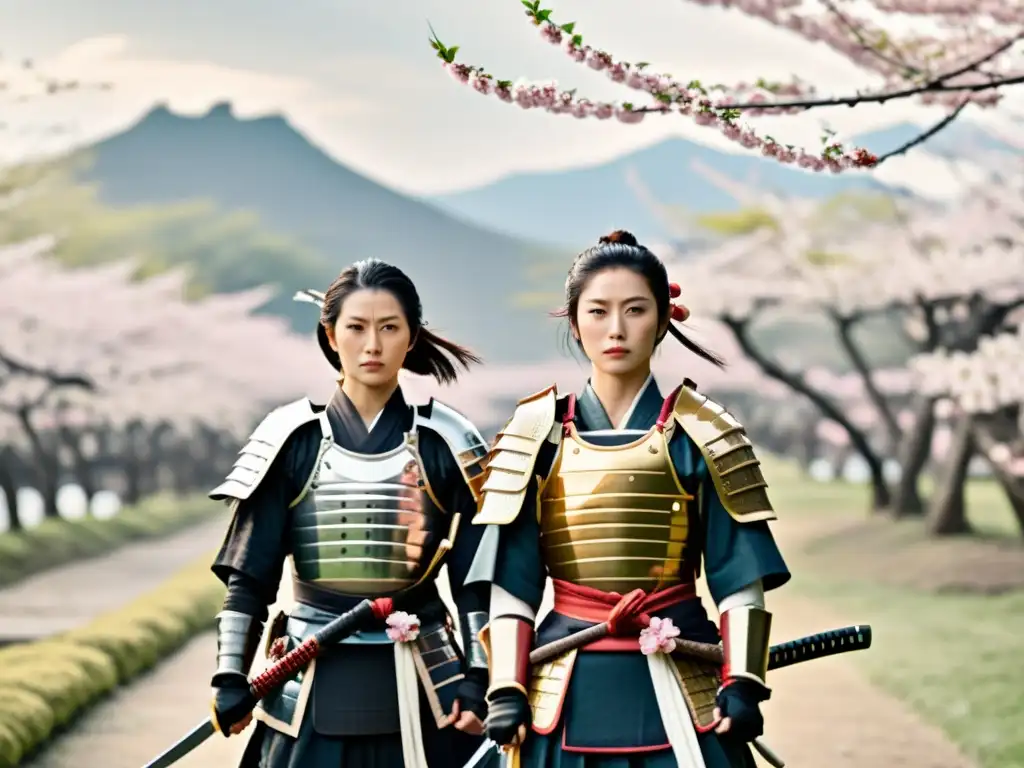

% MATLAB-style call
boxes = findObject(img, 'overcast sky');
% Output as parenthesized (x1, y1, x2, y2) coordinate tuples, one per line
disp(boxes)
(2, 0, 1019, 195)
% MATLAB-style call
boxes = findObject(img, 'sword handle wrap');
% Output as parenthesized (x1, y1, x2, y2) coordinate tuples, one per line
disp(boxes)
(249, 637, 321, 699)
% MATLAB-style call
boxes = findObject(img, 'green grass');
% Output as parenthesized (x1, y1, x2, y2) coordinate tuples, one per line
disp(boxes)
(764, 460, 1024, 768)
(0, 493, 219, 588)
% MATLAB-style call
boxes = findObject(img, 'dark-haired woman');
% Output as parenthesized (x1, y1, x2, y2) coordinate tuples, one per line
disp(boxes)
(471, 231, 791, 767)
(208, 259, 495, 768)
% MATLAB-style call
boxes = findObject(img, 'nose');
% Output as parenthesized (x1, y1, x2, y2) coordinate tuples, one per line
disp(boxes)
(365, 328, 383, 354)
(608, 311, 626, 340)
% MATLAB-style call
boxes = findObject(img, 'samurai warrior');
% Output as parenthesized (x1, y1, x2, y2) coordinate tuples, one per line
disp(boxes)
(470, 231, 792, 767)
(207, 259, 494, 768)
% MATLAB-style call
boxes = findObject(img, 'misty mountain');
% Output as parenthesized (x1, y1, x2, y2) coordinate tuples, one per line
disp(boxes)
(429, 121, 1004, 248)
(77, 102, 570, 364)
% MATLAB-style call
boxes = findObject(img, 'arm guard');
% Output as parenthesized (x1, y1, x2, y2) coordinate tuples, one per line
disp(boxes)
(211, 610, 264, 686)
(474, 386, 559, 526)
(670, 384, 776, 524)
(719, 586, 773, 694)
(460, 610, 489, 674)
(208, 398, 325, 506)
(483, 584, 536, 698)
(416, 399, 489, 502)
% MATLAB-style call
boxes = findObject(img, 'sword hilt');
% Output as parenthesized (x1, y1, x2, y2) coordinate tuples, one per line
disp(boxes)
(768, 624, 872, 672)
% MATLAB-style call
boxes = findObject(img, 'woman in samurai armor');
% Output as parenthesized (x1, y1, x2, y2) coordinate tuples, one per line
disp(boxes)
(470, 230, 792, 767)
(207, 258, 495, 768)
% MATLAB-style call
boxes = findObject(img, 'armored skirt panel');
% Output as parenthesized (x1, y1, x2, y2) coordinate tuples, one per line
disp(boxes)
(292, 436, 446, 596)
(539, 425, 695, 594)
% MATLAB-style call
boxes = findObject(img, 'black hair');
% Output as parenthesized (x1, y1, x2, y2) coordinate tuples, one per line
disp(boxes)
(552, 230, 725, 368)
(319, 259, 481, 384)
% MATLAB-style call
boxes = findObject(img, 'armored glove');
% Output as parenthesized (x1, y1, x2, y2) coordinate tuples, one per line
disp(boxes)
(485, 686, 531, 747)
(715, 679, 769, 743)
(457, 611, 490, 722)
(212, 672, 256, 736)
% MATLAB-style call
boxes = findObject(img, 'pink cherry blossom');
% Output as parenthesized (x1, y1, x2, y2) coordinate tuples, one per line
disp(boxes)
(385, 611, 422, 643)
(639, 616, 681, 655)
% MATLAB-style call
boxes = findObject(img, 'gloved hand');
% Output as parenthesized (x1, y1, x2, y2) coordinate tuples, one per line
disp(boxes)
(713, 679, 770, 743)
(485, 686, 531, 747)
(449, 668, 488, 734)
(212, 671, 256, 737)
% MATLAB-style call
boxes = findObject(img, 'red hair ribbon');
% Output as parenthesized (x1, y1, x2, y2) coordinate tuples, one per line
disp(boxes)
(668, 282, 689, 322)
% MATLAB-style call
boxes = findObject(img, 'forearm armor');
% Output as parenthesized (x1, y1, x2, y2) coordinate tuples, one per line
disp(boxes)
(720, 605, 773, 693)
(485, 616, 534, 699)
(212, 610, 264, 686)
(460, 611, 489, 674)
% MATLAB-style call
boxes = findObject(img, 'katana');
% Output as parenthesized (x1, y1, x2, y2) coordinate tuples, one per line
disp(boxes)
(140, 594, 400, 768)
(462, 624, 873, 768)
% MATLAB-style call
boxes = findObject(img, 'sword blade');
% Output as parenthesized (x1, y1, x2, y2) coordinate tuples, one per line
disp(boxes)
(142, 718, 217, 768)
(463, 738, 500, 768)
(768, 624, 872, 672)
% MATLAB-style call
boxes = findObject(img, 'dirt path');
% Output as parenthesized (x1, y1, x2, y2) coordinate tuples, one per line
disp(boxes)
(25, 523, 980, 768)
(0, 518, 227, 644)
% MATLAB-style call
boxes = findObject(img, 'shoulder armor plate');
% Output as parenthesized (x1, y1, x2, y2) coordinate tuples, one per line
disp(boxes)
(418, 399, 489, 501)
(474, 385, 559, 526)
(209, 398, 323, 503)
(670, 386, 776, 524)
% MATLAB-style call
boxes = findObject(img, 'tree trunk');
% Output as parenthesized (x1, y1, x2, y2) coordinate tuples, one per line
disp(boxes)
(16, 407, 61, 519)
(970, 415, 1024, 536)
(61, 428, 98, 512)
(0, 448, 21, 532)
(926, 414, 974, 535)
(890, 395, 937, 517)
(835, 314, 901, 453)
(727, 317, 891, 510)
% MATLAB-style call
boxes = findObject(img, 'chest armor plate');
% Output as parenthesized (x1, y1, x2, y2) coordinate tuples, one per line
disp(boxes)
(539, 426, 695, 594)
(291, 435, 443, 597)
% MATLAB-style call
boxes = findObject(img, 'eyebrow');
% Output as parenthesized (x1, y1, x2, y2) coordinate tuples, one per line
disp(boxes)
(346, 315, 401, 323)
(584, 296, 651, 305)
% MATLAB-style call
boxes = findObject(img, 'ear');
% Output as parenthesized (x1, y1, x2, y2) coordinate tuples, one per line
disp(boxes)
(408, 328, 419, 352)
(325, 324, 339, 352)
(569, 319, 581, 343)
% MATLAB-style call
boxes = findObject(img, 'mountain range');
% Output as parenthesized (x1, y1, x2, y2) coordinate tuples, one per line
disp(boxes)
(429, 121, 1016, 248)
(66, 102, 1005, 368)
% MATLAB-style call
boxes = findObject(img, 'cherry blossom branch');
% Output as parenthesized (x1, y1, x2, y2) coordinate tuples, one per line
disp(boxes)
(428, 32, 879, 171)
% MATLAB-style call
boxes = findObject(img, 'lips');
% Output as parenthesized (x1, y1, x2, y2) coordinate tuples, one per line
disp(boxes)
(360, 361, 384, 369)
(604, 347, 628, 356)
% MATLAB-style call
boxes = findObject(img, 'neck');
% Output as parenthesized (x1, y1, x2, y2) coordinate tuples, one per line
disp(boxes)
(589, 364, 651, 429)
(340, 376, 399, 428)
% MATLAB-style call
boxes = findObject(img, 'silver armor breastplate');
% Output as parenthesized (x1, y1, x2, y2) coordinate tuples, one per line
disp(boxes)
(290, 435, 444, 597)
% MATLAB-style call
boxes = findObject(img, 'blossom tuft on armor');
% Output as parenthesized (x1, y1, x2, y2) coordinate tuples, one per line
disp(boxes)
(639, 616, 680, 655)
(386, 611, 421, 643)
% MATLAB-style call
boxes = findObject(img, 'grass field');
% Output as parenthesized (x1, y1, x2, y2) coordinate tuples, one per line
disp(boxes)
(765, 459, 1024, 768)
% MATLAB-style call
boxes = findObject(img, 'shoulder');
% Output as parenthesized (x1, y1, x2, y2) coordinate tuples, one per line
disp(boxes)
(209, 397, 327, 503)
(666, 382, 776, 524)
(473, 384, 563, 525)
(415, 398, 489, 499)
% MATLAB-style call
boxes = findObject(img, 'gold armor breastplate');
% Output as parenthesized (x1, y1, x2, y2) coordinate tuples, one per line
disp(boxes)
(539, 425, 695, 594)
(291, 436, 443, 596)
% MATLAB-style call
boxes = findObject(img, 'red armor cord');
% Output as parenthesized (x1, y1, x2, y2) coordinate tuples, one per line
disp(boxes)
(562, 393, 577, 436)
(249, 637, 320, 699)
(655, 386, 683, 432)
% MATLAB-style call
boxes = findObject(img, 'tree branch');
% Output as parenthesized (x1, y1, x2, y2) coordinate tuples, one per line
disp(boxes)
(874, 100, 969, 164)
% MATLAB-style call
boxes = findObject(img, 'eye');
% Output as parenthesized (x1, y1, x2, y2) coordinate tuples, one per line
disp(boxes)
(345, 324, 363, 331)
(381, 324, 398, 332)
(626, 306, 646, 315)
(588, 308, 606, 316)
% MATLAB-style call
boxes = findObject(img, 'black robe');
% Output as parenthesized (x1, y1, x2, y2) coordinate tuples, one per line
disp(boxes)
(213, 387, 492, 768)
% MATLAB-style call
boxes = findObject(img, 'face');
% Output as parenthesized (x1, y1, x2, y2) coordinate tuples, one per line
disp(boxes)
(573, 267, 664, 376)
(326, 288, 413, 388)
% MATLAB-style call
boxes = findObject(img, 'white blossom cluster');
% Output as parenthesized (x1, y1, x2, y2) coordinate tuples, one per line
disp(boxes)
(0, 237, 332, 446)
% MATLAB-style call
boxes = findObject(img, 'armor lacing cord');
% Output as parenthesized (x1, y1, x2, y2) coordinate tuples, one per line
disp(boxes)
(561, 393, 577, 437)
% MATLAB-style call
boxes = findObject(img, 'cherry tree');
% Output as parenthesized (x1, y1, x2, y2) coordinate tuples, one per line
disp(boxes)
(661, 167, 1024, 516)
(428, 0, 1023, 170)
(0, 237, 331, 526)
